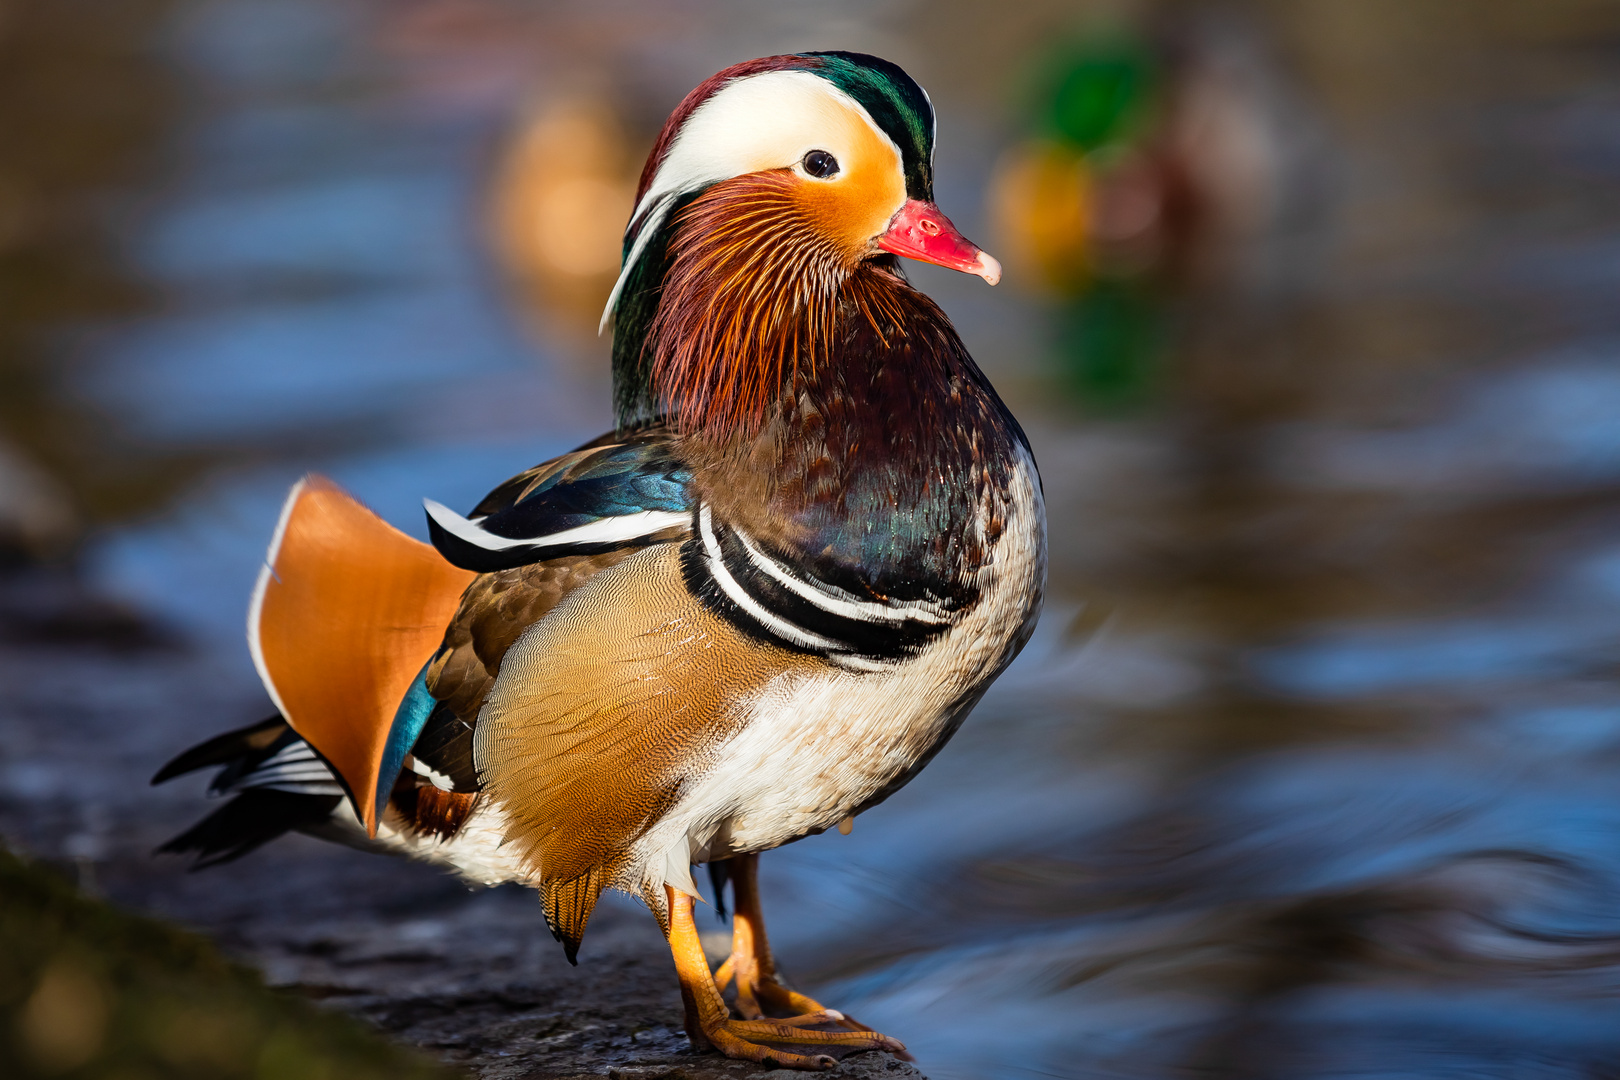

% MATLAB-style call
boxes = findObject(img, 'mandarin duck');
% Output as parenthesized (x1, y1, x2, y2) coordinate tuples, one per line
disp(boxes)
(155, 51, 1046, 1069)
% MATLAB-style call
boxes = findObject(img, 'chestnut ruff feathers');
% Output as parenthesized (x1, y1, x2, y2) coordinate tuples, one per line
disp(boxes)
(648, 171, 909, 439)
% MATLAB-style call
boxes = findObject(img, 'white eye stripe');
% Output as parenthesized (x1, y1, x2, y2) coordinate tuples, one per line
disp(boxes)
(919, 81, 936, 170)
(599, 193, 679, 333)
(601, 69, 903, 333)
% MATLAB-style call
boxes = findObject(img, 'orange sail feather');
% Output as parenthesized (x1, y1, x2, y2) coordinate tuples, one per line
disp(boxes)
(247, 476, 475, 836)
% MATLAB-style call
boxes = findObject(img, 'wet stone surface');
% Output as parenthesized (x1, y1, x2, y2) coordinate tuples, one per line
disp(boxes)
(0, 565, 921, 1079)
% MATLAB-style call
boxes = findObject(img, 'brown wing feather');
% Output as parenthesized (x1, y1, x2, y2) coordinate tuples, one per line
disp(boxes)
(396, 552, 645, 844)
(425, 551, 639, 725)
(249, 476, 475, 836)
(473, 542, 819, 948)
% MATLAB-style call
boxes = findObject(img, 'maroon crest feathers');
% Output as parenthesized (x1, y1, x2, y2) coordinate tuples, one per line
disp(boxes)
(634, 54, 824, 206)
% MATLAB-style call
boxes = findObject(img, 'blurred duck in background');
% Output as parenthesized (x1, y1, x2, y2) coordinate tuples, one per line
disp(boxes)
(154, 51, 1043, 1070)
(990, 21, 1318, 407)
(488, 94, 639, 347)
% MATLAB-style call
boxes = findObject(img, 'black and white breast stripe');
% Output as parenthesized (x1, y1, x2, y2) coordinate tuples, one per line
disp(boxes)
(683, 506, 957, 670)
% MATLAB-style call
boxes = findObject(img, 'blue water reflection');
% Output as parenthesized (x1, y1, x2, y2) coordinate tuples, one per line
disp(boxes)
(1272, 350, 1620, 494)
(1250, 620, 1594, 697)
(91, 435, 574, 657)
(142, 175, 458, 281)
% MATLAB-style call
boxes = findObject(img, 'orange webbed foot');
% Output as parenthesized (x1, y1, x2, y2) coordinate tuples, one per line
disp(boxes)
(668, 885, 906, 1070)
(709, 852, 914, 1062)
(706, 1013, 906, 1069)
(716, 958, 912, 1061)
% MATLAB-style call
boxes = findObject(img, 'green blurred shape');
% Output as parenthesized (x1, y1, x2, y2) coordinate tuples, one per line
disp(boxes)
(1054, 280, 1166, 409)
(1033, 33, 1159, 152)
(0, 845, 459, 1079)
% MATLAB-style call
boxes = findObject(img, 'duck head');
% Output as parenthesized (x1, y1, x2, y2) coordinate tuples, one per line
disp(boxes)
(604, 52, 999, 433)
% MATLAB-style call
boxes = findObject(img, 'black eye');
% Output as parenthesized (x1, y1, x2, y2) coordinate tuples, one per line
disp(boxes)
(802, 149, 840, 179)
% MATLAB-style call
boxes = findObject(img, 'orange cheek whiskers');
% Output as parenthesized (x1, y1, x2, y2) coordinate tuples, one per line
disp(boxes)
(648, 172, 854, 440)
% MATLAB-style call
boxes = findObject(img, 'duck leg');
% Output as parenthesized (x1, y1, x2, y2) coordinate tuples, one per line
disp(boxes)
(665, 884, 904, 1069)
(709, 853, 909, 1057)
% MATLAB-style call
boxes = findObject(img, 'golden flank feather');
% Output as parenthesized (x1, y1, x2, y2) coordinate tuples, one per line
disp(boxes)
(249, 476, 475, 835)
(426, 551, 639, 726)
(472, 543, 822, 945)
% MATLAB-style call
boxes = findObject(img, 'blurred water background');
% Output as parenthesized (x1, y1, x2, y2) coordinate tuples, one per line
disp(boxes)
(6, 1, 1620, 1077)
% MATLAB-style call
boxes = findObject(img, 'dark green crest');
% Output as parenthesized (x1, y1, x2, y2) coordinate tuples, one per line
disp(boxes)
(802, 51, 936, 201)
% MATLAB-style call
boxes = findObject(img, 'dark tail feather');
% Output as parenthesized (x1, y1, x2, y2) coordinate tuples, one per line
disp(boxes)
(157, 789, 341, 870)
(151, 716, 287, 785)
(708, 858, 731, 923)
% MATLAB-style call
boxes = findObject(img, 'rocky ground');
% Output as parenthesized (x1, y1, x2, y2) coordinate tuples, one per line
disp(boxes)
(0, 560, 922, 1079)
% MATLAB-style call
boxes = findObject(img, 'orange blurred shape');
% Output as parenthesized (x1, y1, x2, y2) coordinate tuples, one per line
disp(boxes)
(21, 957, 109, 1072)
(989, 142, 1095, 293)
(990, 140, 1180, 294)
(489, 97, 637, 340)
